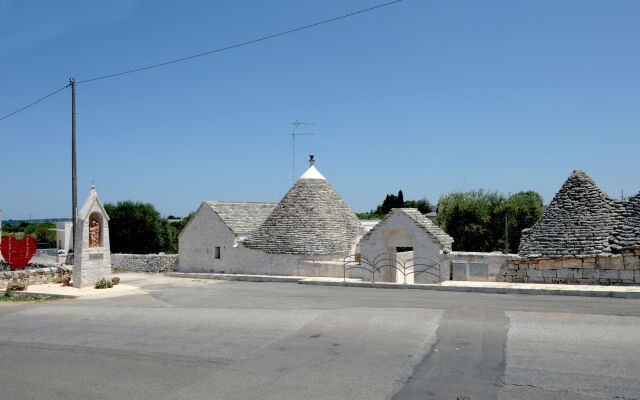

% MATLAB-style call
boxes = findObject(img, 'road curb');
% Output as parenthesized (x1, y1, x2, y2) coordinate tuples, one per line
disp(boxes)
(298, 280, 640, 298)
(166, 272, 302, 283)
(166, 272, 640, 299)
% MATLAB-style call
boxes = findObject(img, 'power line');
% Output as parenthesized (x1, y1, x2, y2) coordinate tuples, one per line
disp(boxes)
(78, 0, 402, 84)
(0, 84, 69, 122)
(0, 0, 402, 122)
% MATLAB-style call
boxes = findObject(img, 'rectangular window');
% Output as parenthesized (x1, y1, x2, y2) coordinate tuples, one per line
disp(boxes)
(215, 246, 221, 259)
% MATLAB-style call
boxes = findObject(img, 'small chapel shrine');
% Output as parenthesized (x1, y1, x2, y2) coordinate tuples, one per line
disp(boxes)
(73, 186, 112, 288)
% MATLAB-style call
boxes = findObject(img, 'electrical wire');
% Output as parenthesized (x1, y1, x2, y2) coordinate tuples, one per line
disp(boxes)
(77, 0, 402, 84)
(0, 84, 69, 122)
(0, 0, 402, 122)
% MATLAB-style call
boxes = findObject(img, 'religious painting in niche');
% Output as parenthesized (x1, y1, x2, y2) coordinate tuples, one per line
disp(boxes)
(89, 214, 102, 247)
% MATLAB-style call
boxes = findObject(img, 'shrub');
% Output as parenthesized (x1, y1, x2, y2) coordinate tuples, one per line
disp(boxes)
(94, 278, 113, 289)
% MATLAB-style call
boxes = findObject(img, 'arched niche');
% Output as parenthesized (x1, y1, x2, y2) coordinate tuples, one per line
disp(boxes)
(88, 212, 104, 248)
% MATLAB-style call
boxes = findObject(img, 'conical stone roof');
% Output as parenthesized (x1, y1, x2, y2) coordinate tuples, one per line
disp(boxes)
(243, 163, 362, 256)
(610, 194, 640, 251)
(519, 170, 626, 258)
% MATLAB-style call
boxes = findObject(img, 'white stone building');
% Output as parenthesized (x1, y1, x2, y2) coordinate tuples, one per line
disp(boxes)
(358, 208, 454, 283)
(178, 201, 276, 272)
(55, 220, 73, 251)
(179, 158, 364, 277)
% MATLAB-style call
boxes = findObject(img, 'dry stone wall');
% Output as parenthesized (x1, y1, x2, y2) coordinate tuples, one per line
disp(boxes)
(111, 254, 178, 273)
(497, 249, 640, 285)
(447, 252, 517, 281)
(0, 265, 72, 288)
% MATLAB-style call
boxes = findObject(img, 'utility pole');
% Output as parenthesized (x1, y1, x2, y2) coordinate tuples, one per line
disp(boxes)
(70, 77, 77, 251)
(291, 120, 315, 182)
(504, 215, 509, 254)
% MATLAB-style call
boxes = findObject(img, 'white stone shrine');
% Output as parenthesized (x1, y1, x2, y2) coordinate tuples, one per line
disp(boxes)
(73, 186, 111, 288)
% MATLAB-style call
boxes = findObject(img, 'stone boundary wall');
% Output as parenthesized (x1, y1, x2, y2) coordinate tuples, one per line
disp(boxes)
(497, 249, 640, 285)
(0, 265, 73, 288)
(447, 251, 517, 281)
(111, 254, 178, 273)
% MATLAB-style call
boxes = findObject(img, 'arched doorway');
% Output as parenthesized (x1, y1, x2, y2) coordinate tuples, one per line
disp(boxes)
(379, 227, 415, 283)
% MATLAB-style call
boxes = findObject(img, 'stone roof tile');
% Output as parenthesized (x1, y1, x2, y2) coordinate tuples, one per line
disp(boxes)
(610, 194, 640, 251)
(519, 170, 627, 258)
(205, 202, 276, 236)
(243, 174, 363, 256)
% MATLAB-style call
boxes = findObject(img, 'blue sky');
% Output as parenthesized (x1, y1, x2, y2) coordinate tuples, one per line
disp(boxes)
(1, 0, 639, 220)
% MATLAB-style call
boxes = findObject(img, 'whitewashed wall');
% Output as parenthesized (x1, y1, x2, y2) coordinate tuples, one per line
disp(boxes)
(73, 209, 111, 288)
(178, 205, 351, 277)
(178, 205, 237, 272)
(359, 212, 449, 283)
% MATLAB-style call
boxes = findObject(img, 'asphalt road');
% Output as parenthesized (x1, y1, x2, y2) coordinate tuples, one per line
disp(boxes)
(2, 274, 640, 400)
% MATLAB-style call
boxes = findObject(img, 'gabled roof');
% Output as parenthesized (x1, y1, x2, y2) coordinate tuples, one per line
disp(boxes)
(205, 201, 276, 236)
(610, 194, 640, 251)
(362, 208, 454, 250)
(519, 170, 627, 258)
(78, 186, 109, 221)
(243, 164, 363, 255)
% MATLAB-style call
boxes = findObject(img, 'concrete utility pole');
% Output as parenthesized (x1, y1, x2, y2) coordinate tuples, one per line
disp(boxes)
(70, 77, 77, 250)
(504, 215, 509, 254)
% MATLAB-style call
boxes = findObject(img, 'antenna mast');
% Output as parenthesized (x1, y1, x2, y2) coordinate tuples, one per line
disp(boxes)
(291, 120, 315, 182)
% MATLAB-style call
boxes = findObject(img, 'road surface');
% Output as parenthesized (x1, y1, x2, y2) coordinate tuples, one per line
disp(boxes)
(1, 274, 639, 399)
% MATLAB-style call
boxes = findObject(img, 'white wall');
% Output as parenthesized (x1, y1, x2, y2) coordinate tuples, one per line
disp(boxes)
(178, 203, 351, 277)
(178, 204, 237, 272)
(56, 221, 73, 251)
(447, 251, 517, 281)
(359, 212, 449, 283)
(73, 209, 111, 288)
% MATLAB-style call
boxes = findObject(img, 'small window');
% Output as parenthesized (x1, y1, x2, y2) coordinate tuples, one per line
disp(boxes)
(215, 246, 221, 259)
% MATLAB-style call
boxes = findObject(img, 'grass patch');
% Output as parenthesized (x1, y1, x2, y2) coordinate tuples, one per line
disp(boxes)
(1, 291, 60, 302)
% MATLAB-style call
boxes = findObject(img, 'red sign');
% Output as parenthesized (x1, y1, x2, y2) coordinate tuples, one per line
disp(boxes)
(1, 236, 37, 270)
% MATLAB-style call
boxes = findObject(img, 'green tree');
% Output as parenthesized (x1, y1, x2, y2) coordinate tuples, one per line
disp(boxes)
(1, 223, 56, 247)
(24, 223, 56, 247)
(104, 201, 169, 254)
(160, 212, 196, 254)
(437, 190, 544, 253)
(437, 191, 500, 252)
(169, 212, 195, 235)
(503, 191, 544, 253)
(403, 198, 432, 214)
(358, 190, 433, 219)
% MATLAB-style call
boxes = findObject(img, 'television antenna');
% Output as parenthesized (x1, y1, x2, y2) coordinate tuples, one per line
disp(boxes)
(291, 120, 315, 182)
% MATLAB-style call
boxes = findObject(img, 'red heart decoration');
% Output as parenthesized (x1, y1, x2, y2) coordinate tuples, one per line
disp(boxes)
(1, 236, 37, 270)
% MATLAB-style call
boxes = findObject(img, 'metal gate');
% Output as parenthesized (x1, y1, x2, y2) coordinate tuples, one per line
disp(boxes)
(342, 253, 444, 284)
